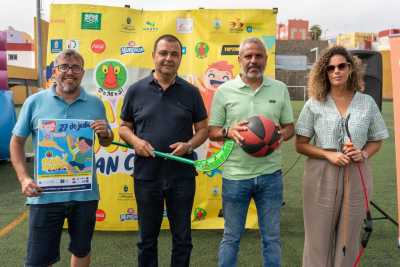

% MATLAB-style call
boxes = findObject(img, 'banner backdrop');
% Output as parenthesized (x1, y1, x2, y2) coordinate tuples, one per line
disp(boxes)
(47, 4, 277, 230)
(389, 35, 400, 245)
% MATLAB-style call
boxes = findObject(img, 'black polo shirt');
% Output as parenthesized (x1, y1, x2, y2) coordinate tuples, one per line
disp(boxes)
(120, 73, 207, 180)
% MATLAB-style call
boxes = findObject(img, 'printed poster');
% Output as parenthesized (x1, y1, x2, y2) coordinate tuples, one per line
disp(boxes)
(36, 119, 94, 193)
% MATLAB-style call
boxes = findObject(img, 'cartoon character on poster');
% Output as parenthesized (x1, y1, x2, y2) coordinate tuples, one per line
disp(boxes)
(37, 119, 94, 193)
(197, 61, 234, 159)
(198, 60, 234, 114)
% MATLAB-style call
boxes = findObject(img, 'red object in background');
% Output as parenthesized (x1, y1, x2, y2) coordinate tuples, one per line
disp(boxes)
(96, 209, 106, 222)
(287, 19, 309, 40)
(277, 19, 310, 41)
(378, 28, 400, 38)
(103, 64, 117, 89)
(91, 39, 106, 54)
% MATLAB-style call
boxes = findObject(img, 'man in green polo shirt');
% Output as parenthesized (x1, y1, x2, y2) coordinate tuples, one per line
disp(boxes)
(208, 37, 294, 267)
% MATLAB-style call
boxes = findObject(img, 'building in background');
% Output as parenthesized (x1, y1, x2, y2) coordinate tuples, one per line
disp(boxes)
(336, 32, 377, 50)
(276, 23, 288, 40)
(2, 26, 38, 104)
(277, 19, 310, 40)
(5, 26, 34, 69)
(373, 28, 400, 51)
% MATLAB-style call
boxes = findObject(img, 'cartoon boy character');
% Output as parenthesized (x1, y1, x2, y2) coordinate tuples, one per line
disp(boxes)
(68, 136, 93, 171)
(199, 61, 234, 114)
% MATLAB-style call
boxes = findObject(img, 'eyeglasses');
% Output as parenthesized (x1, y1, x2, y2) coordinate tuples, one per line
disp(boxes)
(55, 64, 83, 74)
(326, 62, 349, 73)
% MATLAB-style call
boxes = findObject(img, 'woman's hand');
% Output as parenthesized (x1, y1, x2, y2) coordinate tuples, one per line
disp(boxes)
(343, 142, 364, 162)
(325, 151, 351, 166)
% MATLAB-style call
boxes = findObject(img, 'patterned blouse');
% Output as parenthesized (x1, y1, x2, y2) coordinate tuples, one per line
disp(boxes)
(295, 92, 389, 151)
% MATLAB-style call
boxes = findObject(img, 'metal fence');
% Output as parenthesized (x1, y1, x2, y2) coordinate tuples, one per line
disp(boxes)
(287, 85, 307, 101)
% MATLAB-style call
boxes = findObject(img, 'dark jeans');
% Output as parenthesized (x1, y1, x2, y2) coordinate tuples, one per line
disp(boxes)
(134, 177, 195, 267)
(25, 200, 98, 267)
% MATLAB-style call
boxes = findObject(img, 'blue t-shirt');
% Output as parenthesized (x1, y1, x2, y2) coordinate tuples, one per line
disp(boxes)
(12, 86, 107, 204)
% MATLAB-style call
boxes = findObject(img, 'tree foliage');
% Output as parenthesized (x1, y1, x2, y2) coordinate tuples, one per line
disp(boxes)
(310, 24, 322, 40)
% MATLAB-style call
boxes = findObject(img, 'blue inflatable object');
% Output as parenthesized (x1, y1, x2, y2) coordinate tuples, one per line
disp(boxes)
(0, 90, 16, 160)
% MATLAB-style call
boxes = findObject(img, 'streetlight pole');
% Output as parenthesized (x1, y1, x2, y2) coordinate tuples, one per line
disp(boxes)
(36, 0, 43, 88)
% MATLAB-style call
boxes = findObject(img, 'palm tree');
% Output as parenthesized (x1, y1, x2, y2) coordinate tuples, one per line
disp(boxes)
(310, 25, 322, 40)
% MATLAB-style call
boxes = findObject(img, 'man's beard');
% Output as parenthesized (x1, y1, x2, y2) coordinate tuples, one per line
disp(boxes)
(241, 66, 263, 80)
(59, 82, 79, 94)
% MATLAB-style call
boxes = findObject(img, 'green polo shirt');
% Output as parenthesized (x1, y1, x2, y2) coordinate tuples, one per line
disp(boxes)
(209, 75, 294, 180)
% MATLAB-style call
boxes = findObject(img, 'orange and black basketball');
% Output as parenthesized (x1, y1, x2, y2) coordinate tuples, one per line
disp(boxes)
(240, 115, 281, 157)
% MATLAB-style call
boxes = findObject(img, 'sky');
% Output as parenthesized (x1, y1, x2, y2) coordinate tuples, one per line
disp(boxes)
(1, 0, 399, 38)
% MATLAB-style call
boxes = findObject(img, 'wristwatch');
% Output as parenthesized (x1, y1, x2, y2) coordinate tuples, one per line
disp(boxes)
(222, 127, 229, 139)
(361, 150, 369, 160)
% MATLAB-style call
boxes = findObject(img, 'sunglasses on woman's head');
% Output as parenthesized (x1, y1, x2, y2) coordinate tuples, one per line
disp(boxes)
(326, 62, 349, 73)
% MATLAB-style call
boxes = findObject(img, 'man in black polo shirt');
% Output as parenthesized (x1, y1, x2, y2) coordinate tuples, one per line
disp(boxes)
(119, 34, 208, 267)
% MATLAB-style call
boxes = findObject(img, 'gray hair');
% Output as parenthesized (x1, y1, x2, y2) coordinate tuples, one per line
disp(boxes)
(239, 37, 267, 55)
(54, 49, 85, 67)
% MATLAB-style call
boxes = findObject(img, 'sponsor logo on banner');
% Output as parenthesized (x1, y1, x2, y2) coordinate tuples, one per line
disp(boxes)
(91, 39, 106, 53)
(81, 12, 102, 30)
(120, 41, 144, 55)
(221, 45, 240, 55)
(182, 46, 187, 55)
(212, 18, 222, 30)
(176, 18, 193, 34)
(246, 23, 263, 33)
(120, 208, 138, 222)
(96, 209, 106, 222)
(50, 39, 63, 53)
(229, 18, 244, 33)
(195, 42, 209, 58)
(194, 207, 207, 221)
(117, 184, 133, 200)
(66, 39, 79, 50)
(121, 16, 135, 33)
(143, 21, 159, 31)
(94, 59, 128, 97)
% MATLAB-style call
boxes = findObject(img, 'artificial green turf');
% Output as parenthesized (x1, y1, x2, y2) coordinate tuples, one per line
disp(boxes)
(0, 101, 399, 266)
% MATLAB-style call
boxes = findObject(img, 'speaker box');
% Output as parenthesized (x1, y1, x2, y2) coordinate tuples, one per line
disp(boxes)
(349, 50, 382, 111)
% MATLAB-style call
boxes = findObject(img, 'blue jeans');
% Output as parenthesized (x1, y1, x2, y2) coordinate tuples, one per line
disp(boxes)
(218, 170, 283, 267)
(134, 177, 195, 267)
(25, 200, 98, 267)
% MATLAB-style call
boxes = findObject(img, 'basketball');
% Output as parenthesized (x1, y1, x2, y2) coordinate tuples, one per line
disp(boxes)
(240, 115, 281, 157)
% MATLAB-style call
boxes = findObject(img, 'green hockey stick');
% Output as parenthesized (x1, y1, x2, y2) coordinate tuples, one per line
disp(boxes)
(111, 140, 235, 172)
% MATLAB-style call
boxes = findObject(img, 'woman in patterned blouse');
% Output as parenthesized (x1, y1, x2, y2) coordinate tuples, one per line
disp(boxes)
(295, 46, 388, 267)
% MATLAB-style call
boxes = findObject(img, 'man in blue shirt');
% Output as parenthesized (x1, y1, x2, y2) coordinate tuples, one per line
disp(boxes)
(10, 49, 113, 267)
